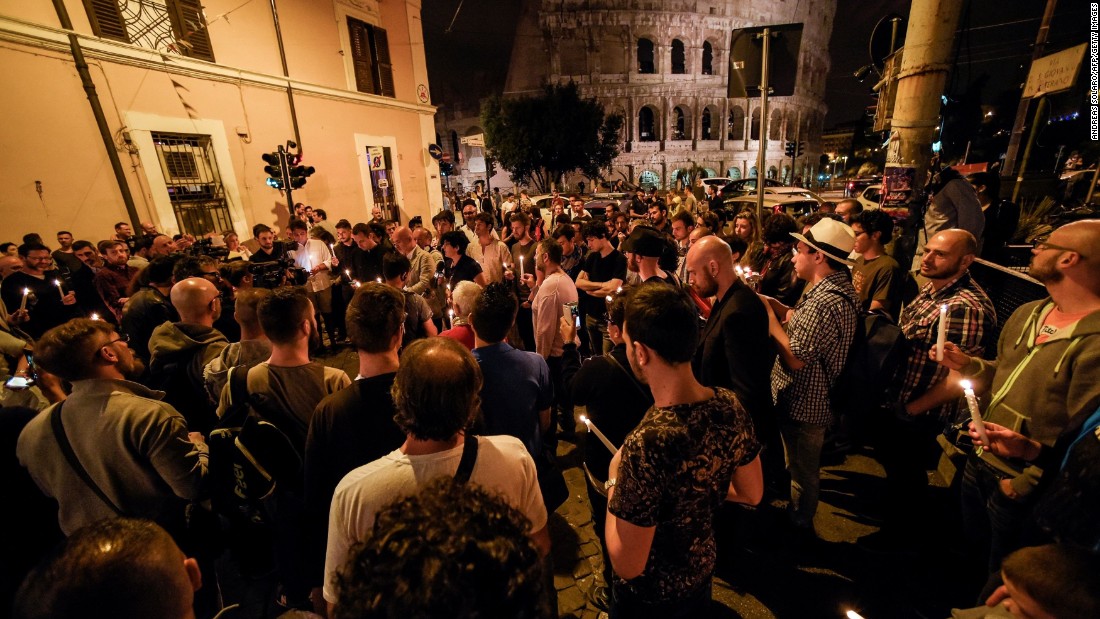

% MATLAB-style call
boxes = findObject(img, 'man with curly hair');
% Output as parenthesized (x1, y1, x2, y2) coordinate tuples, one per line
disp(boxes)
(323, 337, 549, 614)
(333, 477, 551, 619)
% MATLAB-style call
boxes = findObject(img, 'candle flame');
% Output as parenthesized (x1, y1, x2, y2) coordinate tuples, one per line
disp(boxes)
(376, 277, 382, 283)
(23, 287, 29, 294)
(53, 279, 62, 286)
(959, 379, 973, 391)
(579, 414, 588, 424)
(941, 304, 948, 312)
(846, 611, 865, 619)
(90, 313, 100, 321)
(605, 295, 613, 302)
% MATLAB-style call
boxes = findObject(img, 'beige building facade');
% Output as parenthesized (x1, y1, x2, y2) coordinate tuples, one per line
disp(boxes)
(503, 0, 836, 190)
(1, 0, 442, 242)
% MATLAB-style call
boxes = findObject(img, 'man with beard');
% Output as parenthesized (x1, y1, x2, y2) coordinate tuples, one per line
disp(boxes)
(93, 241, 138, 323)
(0, 243, 80, 339)
(605, 283, 762, 616)
(936, 220, 1100, 595)
(248, 225, 285, 264)
(16, 318, 207, 536)
(216, 286, 350, 611)
(859, 229, 995, 553)
(688, 236, 778, 478)
(51, 231, 83, 274)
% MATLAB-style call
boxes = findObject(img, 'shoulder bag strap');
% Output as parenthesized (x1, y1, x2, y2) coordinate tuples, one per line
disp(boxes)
(604, 352, 652, 403)
(453, 434, 479, 484)
(50, 402, 124, 516)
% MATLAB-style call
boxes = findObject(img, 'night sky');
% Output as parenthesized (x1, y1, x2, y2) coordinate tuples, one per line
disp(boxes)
(422, 0, 1090, 129)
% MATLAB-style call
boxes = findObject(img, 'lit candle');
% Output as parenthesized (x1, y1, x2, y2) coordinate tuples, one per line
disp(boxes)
(605, 295, 613, 303)
(616, 286, 622, 294)
(735, 265, 747, 284)
(353, 280, 362, 288)
(448, 308, 454, 330)
(519, 255, 525, 280)
(53, 279, 65, 300)
(19, 287, 29, 311)
(90, 313, 100, 321)
(376, 277, 382, 284)
(846, 611, 866, 619)
(344, 269, 351, 278)
(579, 414, 617, 454)
(936, 304, 948, 361)
(959, 380, 990, 449)
(329, 243, 335, 253)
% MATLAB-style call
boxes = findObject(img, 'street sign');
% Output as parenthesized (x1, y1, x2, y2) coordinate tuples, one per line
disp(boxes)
(727, 23, 803, 98)
(427, 143, 443, 160)
(460, 134, 485, 148)
(368, 146, 385, 170)
(1023, 43, 1087, 98)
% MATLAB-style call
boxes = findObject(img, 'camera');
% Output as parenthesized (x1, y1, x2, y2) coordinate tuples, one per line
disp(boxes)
(189, 237, 230, 261)
(247, 254, 307, 288)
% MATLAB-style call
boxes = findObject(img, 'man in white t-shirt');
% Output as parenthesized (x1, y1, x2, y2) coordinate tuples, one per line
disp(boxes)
(323, 337, 550, 613)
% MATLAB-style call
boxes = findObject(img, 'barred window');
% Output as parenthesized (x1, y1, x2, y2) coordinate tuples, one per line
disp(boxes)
(83, 0, 215, 62)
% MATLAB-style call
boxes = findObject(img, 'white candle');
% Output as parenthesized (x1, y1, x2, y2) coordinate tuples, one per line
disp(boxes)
(846, 611, 866, 619)
(19, 287, 29, 311)
(519, 255, 525, 280)
(959, 380, 990, 449)
(448, 308, 454, 330)
(344, 269, 351, 278)
(53, 279, 65, 300)
(735, 265, 748, 285)
(936, 304, 948, 361)
(579, 414, 617, 454)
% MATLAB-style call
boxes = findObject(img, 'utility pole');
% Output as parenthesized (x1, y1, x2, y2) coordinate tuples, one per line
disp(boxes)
(1002, 0, 1058, 178)
(885, 0, 968, 200)
(755, 27, 771, 223)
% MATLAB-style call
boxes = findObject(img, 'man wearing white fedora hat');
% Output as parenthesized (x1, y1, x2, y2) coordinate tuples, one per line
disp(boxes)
(761, 217, 860, 538)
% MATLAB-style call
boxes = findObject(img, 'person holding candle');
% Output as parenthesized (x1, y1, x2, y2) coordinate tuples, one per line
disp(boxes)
(289, 219, 338, 349)
(859, 229, 996, 553)
(471, 213, 511, 284)
(508, 211, 538, 351)
(762, 218, 859, 540)
(529, 239, 579, 441)
(92, 240, 138, 324)
(439, 280, 481, 350)
(934, 219, 1100, 596)
(381, 253, 437, 349)
(439, 231, 486, 289)
(605, 283, 761, 616)
(0, 243, 79, 339)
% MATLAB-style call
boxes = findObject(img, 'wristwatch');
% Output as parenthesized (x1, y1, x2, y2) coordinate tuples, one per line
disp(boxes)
(604, 478, 617, 491)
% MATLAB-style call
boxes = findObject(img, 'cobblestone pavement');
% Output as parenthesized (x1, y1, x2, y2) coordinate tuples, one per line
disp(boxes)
(319, 346, 980, 618)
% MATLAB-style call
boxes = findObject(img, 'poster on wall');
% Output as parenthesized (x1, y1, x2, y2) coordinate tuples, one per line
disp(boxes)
(883, 165, 914, 209)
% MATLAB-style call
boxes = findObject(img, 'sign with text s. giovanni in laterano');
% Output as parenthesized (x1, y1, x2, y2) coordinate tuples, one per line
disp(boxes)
(1023, 43, 1087, 98)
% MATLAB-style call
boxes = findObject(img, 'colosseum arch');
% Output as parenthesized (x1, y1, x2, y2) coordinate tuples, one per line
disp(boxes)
(671, 39, 686, 74)
(637, 38, 655, 73)
(701, 106, 716, 140)
(728, 106, 744, 140)
(769, 109, 783, 142)
(638, 105, 658, 141)
(672, 106, 690, 140)
(750, 108, 761, 141)
(701, 40, 714, 75)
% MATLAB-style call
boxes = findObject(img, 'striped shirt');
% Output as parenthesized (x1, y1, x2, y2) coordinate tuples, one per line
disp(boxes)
(771, 270, 859, 426)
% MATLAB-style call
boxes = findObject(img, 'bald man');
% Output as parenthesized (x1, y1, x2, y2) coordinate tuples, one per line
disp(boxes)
(13, 519, 203, 619)
(0, 254, 23, 280)
(936, 220, 1100, 587)
(688, 236, 778, 456)
(393, 226, 434, 295)
(861, 228, 995, 551)
(148, 277, 229, 434)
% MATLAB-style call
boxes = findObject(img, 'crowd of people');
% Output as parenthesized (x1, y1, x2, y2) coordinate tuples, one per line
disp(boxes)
(2, 179, 1098, 619)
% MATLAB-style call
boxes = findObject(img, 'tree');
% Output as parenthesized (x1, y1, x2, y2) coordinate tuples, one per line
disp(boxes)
(481, 82, 622, 193)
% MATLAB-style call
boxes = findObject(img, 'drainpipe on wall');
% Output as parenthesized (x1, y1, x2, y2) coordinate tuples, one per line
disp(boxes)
(269, 0, 303, 150)
(51, 0, 141, 228)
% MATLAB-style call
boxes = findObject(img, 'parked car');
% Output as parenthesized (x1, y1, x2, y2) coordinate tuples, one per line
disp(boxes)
(856, 184, 884, 210)
(844, 176, 882, 198)
(719, 177, 783, 197)
(719, 194, 820, 221)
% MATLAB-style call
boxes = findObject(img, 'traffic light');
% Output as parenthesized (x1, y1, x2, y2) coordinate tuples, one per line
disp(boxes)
(440, 161, 454, 176)
(796, 141, 805, 157)
(785, 141, 796, 157)
(262, 152, 285, 189)
(288, 161, 316, 190)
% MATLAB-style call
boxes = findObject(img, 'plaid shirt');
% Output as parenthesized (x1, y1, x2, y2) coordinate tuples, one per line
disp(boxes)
(771, 270, 859, 426)
(895, 271, 996, 421)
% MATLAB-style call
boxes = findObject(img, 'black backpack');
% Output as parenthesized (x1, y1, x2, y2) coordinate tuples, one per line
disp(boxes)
(828, 292, 908, 419)
(206, 366, 301, 523)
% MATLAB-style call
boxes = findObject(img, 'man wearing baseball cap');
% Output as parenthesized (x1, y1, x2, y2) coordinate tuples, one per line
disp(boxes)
(760, 217, 860, 539)
(621, 226, 676, 285)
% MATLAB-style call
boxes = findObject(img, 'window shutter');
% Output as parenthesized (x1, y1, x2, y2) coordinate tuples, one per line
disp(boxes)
(83, 0, 129, 42)
(348, 17, 376, 94)
(169, 0, 215, 62)
(371, 27, 395, 98)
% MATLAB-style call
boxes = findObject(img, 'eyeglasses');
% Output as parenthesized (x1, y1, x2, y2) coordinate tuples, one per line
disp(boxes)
(1033, 237, 1086, 259)
(201, 271, 223, 280)
(106, 333, 131, 346)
